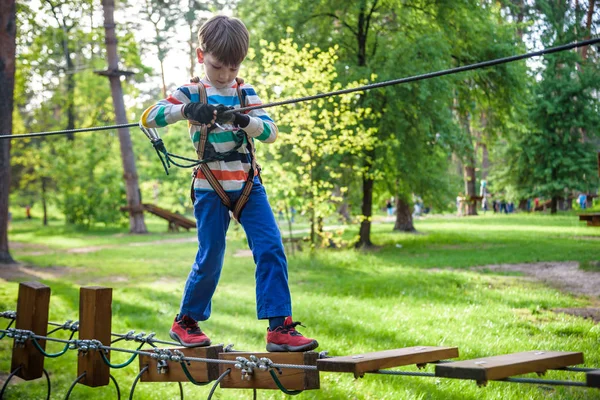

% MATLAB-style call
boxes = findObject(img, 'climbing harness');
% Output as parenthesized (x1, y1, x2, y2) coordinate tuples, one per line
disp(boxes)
(188, 77, 260, 222)
(141, 77, 260, 221)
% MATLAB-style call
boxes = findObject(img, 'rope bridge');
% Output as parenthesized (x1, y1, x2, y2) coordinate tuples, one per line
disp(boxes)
(1, 282, 599, 399)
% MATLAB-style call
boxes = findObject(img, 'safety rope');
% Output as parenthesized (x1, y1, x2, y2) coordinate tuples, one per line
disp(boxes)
(1, 37, 598, 141)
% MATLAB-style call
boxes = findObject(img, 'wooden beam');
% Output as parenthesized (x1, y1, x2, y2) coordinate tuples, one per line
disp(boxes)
(138, 345, 223, 382)
(11, 282, 50, 380)
(435, 351, 584, 385)
(587, 370, 600, 388)
(77, 286, 112, 387)
(219, 352, 319, 390)
(318, 346, 459, 378)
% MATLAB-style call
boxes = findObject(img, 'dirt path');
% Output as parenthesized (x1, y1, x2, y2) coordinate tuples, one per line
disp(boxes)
(473, 261, 600, 322)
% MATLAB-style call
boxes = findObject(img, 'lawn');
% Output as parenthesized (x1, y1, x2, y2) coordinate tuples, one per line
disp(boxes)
(1, 212, 599, 399)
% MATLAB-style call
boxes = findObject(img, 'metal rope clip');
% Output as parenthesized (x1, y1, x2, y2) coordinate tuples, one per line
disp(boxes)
(224, 343, 235, 352)
(8, 328, 33, 346)
(134, 332, 147, 343)
(124, 330, 136, 341)
(171, 349, 185, 363)
(145, 332, 157, 346)
(157, 359, 169, 374)
(0, 311, 16, 319)
(70, 321, 80, 332)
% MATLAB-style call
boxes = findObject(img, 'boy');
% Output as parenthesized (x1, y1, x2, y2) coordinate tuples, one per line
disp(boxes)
(140, 15, 318, 352)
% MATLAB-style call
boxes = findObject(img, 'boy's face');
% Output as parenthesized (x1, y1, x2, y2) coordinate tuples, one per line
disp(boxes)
(197, 49, 240, 89)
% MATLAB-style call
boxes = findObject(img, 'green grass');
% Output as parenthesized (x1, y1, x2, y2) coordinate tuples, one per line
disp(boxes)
(1, 212, 599, 399)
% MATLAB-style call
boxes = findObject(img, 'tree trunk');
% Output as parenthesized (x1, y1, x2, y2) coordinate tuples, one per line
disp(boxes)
(518, 199, 528, 212)
(551, 196, 558, 214)
(464, 164, 478, 216)
(160, 59, 167, 99)
(101, 0, 147, 233)
(581, 0, 595, 61)
(357, 150, 374, 248)
(63, 22, 75, 139)
(480, 143, 489, 180)
(42, 177, 48, 226)
(0, 0, 16, 264)
(393, 197, 415, 232)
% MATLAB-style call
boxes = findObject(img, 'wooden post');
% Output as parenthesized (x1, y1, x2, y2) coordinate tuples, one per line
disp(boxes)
(78, 286, 112, 387)
(11, 282, 50, 380)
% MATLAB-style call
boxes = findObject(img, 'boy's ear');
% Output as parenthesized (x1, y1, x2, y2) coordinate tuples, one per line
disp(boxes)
(196, 48, 204, 64)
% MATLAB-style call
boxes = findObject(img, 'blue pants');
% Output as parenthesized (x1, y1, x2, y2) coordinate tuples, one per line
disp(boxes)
(179, 179, 292, 321)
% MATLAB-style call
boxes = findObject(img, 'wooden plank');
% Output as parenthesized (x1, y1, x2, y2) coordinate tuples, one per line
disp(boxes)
(139, 345, 223, 382)
(318, 346, 459, 378)
(77, 286, 112, 387)
(219, 352, 319, 390)
(435, 351, 584, 384)
(587, 370, 600, 388)
(11, 282, 51, 380)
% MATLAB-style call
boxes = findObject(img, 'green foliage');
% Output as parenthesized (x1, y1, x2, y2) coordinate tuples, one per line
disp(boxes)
(244, 36, 377, 244)
(506, 1, 600, 205)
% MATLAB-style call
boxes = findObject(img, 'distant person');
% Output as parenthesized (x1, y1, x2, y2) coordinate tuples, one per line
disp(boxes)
(534, 198, 540, 210)
(386, 200, 393, 216)
(578, 193, 587, 210)
(140, 15, 317, 352)
(456, 194, 464, 216)
(25, 205, 32, 219)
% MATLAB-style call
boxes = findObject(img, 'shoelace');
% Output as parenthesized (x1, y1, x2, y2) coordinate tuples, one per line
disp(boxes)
(278, 321, 305, 336)
(180, 317, 202, 334)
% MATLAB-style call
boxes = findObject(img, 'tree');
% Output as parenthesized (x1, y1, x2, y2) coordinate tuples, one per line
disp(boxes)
(140, 0, 179, 98)
(515, 0, 600, 213)
(246, 37, 373, 246)
(100, 0, 147, 233)
(0, 0, 16, 264)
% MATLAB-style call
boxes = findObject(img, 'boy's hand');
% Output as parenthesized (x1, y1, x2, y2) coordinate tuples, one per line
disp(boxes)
(215, 104, 250, 128)
(215, 105, 235, 124)
(183, 102, 217, 125)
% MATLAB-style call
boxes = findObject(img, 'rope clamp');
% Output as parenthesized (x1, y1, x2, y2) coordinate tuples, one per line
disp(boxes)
(0, 311, 16, 320)
(157, 359, 169, 374)
(7, 328, 32, 346)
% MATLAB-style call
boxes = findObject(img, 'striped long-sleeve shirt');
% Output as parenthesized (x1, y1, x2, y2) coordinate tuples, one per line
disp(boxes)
(140, 78, 277, 192)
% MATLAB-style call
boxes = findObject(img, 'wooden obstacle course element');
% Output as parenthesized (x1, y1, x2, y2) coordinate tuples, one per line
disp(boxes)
(435, 351, 584, 385)
(11, 282, 51, 380)
(138, 345, 223, 382)
(579, 213, 600, 227)
(78, 286, 112, 387)
(587, 370, 600, 388)
(317, 346, 459, 378)
(219, 352, 319, 391)
(121, 203, 196, 232)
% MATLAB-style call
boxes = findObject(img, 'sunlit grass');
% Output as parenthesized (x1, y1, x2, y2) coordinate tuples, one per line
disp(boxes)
(1, 212, 599, 399)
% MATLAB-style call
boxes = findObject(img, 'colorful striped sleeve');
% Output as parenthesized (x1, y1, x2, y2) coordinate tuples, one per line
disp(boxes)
(140, 86, 191, 128)
(239, 84, 278, 143)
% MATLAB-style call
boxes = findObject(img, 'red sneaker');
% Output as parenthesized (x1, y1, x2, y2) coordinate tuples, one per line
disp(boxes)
(266, 317, 319, 352)
(169, 315, 211, 347)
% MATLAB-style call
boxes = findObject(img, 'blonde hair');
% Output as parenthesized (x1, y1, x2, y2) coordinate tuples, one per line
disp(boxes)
(198, 15, 249, 66)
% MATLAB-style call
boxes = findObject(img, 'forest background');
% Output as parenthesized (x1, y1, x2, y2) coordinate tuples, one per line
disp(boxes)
(1, 0, 600, 254)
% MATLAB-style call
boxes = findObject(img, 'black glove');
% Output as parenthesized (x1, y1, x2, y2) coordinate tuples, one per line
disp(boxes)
(183, 102, 216, 124)
(215, 104, 251, 128)
(215, 105, 235, 124)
